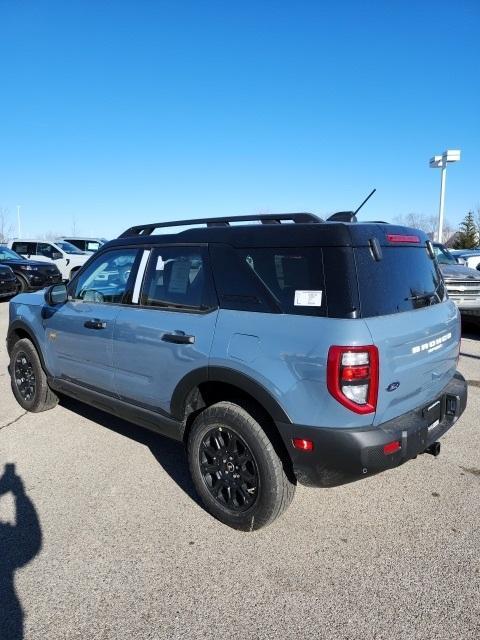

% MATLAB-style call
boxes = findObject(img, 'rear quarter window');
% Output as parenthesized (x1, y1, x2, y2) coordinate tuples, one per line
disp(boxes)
(241, 247, 326, 316)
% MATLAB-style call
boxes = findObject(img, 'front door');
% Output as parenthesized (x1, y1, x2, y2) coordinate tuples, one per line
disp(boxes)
(113, 246, 218, 415)
(44, 247, 140, 394)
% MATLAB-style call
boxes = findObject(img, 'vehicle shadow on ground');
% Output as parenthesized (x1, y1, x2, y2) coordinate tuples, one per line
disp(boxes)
(0, 464, 42, 640)
(59, 397, 201, 506)
(461, 320, 480, 341)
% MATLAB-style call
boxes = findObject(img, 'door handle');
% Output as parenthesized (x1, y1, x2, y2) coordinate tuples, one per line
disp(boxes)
(162, 332, 195, 344)
(84, 319, 107, 330)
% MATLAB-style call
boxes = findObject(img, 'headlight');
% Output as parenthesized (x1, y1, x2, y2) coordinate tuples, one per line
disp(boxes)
(19, 265, 38, 271)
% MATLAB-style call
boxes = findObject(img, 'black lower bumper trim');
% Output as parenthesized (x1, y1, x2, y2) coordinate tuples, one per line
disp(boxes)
(278, 372, 468, 488)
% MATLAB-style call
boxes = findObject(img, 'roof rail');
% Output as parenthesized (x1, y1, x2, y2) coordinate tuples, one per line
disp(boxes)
(119, 213, 323, 237)
(327, 211, 357, 223)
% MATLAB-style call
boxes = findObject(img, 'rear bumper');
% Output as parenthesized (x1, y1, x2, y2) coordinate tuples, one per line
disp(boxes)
(278, 372, 468, 488)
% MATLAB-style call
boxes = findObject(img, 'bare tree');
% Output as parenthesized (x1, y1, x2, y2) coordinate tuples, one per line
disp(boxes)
(41, 230, 66, 241)
(393, 212, 453, 240)
(0, 207, 14, 243)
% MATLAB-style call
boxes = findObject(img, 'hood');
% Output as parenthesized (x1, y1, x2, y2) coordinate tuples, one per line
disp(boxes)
(439, 264, 480, 280)
(0, 257, 58, 269)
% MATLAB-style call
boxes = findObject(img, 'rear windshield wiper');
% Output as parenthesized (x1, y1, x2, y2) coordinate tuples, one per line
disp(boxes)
(406, 282, 443, 304)
(406, 291, 436, 302)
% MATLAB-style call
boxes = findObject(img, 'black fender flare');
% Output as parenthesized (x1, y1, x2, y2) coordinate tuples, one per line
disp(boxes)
(170, 366, 292, 424)
(7, 319, 49, 373)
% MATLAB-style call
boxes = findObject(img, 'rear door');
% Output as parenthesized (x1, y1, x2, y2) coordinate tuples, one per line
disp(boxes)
(112, 245, 218, 415)
(355, 243, 460, 426)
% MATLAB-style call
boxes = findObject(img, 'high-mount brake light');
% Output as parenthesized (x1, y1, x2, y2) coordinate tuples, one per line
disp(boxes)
(386, 234, 420, 244)
(327, 346, 379, 414)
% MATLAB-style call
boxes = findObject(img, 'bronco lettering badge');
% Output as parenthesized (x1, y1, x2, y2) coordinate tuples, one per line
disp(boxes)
(411, 332, 452, 355)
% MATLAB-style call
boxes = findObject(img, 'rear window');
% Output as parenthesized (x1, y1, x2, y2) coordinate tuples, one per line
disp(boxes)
(355, 246, 445, 317)
(241, 247, 326, 316)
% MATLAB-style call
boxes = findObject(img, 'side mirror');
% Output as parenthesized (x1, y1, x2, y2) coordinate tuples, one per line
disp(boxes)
(52, 252, 63, 260)
(45, 283, 67, 305)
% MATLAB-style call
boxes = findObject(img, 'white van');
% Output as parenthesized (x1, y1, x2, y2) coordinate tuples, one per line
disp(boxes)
(8, 239, 89, 281)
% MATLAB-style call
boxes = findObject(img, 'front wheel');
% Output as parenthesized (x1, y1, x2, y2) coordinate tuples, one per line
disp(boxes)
(187, 401, 295, 531)
(15, 274, 29, 293)
(10, 338, 58, 412)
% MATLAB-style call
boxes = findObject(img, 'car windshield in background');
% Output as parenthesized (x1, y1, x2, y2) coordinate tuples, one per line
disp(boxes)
(355, 246, 445, 316)
(0, 247, 23, 261)
(433, 245, 457, 265)
(55, 241, 86, 254)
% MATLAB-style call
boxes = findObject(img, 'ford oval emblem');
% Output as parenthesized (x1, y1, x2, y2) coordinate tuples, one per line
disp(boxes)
(386, 382, 400, 392)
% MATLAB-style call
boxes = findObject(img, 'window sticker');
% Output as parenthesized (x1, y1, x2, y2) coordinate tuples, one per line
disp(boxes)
(156, 255, 165, 271)
(168, 261, 190, 294)
(294, 290, 323, 307)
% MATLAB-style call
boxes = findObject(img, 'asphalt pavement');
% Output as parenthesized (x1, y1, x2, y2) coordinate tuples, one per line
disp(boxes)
(0, 301, 479, 640)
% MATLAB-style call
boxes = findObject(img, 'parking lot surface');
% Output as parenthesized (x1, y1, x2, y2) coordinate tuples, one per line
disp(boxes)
(0, 301, 479, 640)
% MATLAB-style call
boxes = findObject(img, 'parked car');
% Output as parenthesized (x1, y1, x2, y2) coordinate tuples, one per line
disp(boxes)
(7, 214, 468, 530)
(433, 243, 480, 323)
(57, 237, 108, 254)
(0, 264, 18, 299)
(8, 239, 89, 281)
(449, 249, 480, 271)
(0, 245, 62, 292)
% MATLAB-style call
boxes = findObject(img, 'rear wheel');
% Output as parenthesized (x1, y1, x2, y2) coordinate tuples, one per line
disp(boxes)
(10, 338, 58, 412)
(187, 401, 295, 531)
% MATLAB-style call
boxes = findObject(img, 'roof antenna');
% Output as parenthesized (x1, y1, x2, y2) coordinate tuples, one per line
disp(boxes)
(327, 188, 377, 223)
(354, 188, 376, 215)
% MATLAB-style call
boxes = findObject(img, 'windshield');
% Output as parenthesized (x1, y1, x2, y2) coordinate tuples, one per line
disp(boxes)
(55, 241, 85, 255)
(433, 244, 457, 265)
(0, 247, 23, 261)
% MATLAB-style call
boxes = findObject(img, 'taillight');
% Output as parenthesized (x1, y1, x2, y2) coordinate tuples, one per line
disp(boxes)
(327, 345, 379, 414)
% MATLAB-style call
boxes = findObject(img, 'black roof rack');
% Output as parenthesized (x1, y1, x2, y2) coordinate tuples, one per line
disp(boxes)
(119, 213, 323, 238)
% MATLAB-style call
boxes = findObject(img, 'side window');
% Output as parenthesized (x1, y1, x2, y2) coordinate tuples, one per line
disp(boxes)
(71, 248, 139, 304)
(37, 243, 56, 259)
(141, 247, 209, 310)
(241, 247, 326, 316)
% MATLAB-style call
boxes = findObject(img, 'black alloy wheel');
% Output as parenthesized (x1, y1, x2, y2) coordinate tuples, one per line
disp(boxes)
(14, 351, 36, 402)
(199, 426, 259, 512)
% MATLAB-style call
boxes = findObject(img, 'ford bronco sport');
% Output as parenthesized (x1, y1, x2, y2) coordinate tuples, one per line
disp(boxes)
(7, 213, 468, 530)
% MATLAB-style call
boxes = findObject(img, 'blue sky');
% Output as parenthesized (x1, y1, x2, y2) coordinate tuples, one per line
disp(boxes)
(1, 0, 479, 239)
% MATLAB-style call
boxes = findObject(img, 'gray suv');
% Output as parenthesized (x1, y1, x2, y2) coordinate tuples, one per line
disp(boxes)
(7, 214, 468, 530)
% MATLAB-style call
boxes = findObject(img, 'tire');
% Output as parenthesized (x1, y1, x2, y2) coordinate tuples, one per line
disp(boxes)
(10, 338, 58, 412)
(15, 274, 29, 293)
(188, 401, 295, 531)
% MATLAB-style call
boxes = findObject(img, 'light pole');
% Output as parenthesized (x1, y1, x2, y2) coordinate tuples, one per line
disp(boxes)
(429, 149, 461, 243)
